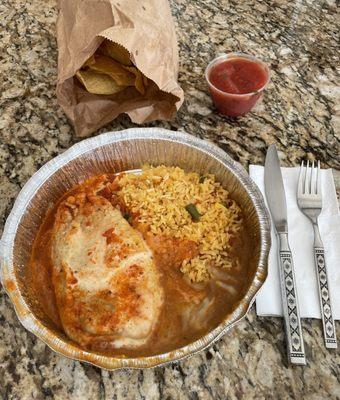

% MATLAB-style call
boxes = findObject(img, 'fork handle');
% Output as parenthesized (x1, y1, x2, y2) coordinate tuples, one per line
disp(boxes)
(277, 232, 306, 365)
(313, 224, 338, 349)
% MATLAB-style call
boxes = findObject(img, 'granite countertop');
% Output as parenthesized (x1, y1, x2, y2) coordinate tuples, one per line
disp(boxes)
(1, 0, 339, 398)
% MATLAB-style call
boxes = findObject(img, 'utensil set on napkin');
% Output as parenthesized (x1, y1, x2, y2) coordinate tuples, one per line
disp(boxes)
(250, 145, 339, 365)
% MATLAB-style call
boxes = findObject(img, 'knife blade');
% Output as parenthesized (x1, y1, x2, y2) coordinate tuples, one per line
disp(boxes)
(264, 145, 287, 233)
(264, 145, 306, 365)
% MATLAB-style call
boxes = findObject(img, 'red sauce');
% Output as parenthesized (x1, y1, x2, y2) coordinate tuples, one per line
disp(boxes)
(207, 56, 269, 117)
(209, 58, 268, 95)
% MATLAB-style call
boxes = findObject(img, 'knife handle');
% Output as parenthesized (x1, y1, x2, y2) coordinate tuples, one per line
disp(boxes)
(277, 232, 306, 365)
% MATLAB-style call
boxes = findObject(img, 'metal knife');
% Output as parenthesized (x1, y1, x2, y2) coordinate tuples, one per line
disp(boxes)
(264, 145, 306, 365)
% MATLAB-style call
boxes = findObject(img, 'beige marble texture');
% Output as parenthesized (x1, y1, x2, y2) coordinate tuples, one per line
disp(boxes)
(0, 0, 339, 399)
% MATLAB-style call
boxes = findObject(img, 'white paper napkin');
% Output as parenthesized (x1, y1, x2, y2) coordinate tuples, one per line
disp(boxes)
(249, 166, 340, 319)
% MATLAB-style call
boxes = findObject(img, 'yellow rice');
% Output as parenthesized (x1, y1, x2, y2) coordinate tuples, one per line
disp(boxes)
(116, 165, 243, 283)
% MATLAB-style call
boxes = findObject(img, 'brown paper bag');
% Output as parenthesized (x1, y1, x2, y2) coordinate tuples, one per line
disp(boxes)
(56, 0, 184, 137)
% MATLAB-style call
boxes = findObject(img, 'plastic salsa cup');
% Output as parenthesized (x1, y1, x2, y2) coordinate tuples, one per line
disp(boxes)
(205, 53, 270, 117)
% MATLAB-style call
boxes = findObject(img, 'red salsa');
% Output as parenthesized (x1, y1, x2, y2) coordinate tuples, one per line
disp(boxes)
(206, 55, 269, 117)
(209, 58, 268, 95)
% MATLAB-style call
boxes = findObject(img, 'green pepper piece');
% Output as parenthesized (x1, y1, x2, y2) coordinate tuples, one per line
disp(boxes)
(185, 203, 201, 222)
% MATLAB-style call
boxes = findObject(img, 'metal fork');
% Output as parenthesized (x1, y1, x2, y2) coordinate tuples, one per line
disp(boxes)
(297, 160, 337, 349)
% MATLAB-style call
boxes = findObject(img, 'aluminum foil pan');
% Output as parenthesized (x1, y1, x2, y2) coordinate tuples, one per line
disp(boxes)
(0, 128, 270, 370)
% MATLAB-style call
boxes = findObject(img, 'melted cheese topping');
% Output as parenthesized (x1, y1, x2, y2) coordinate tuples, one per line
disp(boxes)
(51, 193, 164, 350)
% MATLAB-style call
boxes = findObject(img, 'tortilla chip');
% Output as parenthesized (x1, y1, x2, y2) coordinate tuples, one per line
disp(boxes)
(88, 55, 135, 86)
(83, 55, 96, 68)
(75, 70, 126, 95)
(123, 66, 145, 95)
(98, 40, 132, 66)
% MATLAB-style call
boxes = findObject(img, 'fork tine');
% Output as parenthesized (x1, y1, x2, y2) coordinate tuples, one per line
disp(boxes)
(311, 161, 316, 194)
(304, 160, 310, 194)
(298, 161, 305, 195)
(317, 160, 321, 195)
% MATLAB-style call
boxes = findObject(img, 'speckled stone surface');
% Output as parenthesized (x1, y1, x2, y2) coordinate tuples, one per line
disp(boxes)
(1, 0, 339, 398)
